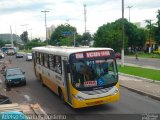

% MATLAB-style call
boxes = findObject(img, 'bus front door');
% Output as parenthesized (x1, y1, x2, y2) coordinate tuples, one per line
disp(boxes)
(63, 61, 72, 104)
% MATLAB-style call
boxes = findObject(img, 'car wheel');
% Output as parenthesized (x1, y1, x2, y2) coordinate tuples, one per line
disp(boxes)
(23, 81, 26, 85)
(6, 83, 10, 88)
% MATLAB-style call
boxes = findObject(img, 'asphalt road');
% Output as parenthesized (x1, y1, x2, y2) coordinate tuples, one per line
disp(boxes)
(117, 56, 160, 69)
(3, 56, 160, 120)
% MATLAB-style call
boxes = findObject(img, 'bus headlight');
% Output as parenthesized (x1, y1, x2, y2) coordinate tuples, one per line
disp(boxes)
(110, 89, 119, 96)
(73, 94, 85, 101)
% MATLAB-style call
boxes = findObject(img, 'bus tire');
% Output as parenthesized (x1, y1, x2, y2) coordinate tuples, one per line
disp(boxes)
(39, 74, 45, 87)
(58, 88, 65, 104)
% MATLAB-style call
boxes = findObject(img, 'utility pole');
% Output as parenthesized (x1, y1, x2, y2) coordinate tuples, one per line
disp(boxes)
(74, 32, 76, 47)
(121, 0, 125, 67)
(10, 25, 13, 47)
(127, 6, 133, 22)
(41, 10, 49, 44)
(84, 4, 87, 33)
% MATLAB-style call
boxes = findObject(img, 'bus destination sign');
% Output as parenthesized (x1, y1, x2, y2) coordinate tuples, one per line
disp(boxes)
(75, 51, 110, 59)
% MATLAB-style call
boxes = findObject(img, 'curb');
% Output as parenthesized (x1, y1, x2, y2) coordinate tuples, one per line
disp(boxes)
(120, 84, 160, 101)
(119, 72, 160, 84)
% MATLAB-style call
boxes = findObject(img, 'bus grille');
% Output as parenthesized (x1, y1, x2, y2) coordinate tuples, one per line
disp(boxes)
(82, 87, 113, 95)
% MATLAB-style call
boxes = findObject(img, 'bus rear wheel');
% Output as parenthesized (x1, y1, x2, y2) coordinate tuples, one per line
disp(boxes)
(39, 74, 45, 87)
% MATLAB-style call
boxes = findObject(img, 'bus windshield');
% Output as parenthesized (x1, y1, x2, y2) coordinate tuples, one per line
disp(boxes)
(71, 58, 118, 90)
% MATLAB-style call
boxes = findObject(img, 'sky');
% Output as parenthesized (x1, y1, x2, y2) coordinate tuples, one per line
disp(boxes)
(0, 0, 159, 40)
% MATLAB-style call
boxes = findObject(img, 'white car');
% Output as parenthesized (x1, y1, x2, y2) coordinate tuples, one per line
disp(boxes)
(0, 51, 4, 59)
(26, 53, 32, 61)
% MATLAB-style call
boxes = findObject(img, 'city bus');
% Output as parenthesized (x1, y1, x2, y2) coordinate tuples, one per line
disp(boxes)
(32, 46, 119, 108)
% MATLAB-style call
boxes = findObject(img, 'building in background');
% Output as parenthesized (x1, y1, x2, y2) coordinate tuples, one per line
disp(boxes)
(47, 25, 56, 40)
(0, 34, 23, 45)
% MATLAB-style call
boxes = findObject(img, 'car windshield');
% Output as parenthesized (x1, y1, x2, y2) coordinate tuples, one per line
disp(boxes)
(7, 69, 22, 76)
(71, 59, 118, 90)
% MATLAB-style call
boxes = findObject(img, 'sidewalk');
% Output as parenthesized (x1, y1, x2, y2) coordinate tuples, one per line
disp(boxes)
(119, 74, 160, 101)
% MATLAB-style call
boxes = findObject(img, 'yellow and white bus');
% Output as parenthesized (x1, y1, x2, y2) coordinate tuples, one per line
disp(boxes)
(32, 46, 119, 108)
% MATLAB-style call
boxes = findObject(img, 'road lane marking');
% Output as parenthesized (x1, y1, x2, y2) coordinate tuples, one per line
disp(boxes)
(24, 95, 32, 102)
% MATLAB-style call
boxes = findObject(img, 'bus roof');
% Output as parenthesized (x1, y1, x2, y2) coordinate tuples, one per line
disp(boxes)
(32, 46, 114, 57)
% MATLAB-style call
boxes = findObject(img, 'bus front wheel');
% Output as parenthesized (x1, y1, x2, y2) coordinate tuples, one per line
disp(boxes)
(58, 88, 65, 104)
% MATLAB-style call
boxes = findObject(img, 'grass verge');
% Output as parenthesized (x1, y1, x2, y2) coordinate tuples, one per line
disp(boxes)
(127, 53, 160, 59)
(118, 65, 160, 81)
(18, 49, 32, 53)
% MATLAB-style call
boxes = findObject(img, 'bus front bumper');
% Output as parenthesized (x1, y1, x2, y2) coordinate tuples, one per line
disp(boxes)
(71, 91, 120, 109)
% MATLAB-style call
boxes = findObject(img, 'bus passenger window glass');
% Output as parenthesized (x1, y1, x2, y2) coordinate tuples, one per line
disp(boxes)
(39, 53, 44, 65)
(39, 53, 41, 64)
(48, 55, 55, 71)
(36, 52, 40, 64)
(71, 59, 118, 89)
(55, 56, 62, 74)
(44, 54, 48, 68)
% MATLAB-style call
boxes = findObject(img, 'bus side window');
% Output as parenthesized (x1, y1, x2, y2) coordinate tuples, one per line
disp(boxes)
(55, 56, 62, 74)
(44, 54, 49, 68)
(36, 52, 40, 64)
(40, 53, 44, 66)
(48, 54, 55, 71)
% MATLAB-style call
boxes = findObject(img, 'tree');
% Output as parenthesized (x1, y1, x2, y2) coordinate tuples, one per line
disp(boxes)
(25, 38, 47, 50)
(94, 18, 147, 52)
(31, 38, 41, 43)
(93, 22, 123, 52)
(81, 32, 92, 46)
(0, 40, 10, 47)
(154, 10, 160, 44)
(50, 24, 76, 46)
(20, 31, 29, 43)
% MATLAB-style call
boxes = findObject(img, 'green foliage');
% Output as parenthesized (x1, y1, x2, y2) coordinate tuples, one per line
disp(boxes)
(94, 19, 126, 52)
(25, 38, 47, 49)
(60, 37, 72, 46)
(0, 40, 11, 47)
(50, 24, 76, 46)
(81, 32, 92, 45)
(145, 9, 160, 45)
(31, 38, 41, 43)
(20, 31, 29, 43)
(94, 19, 147, 52)
(118, 65, 160, 81)
(154, 9, 160, 44)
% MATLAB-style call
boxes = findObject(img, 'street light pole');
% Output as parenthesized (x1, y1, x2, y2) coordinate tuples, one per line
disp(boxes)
(127, 6, 133, 22)
(121, 0, 125, 67)
(10, 25, 13, 47)
(84, 4, 87, 33)
(41, 10, 49, 44)
(74, 32, 76, 47)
